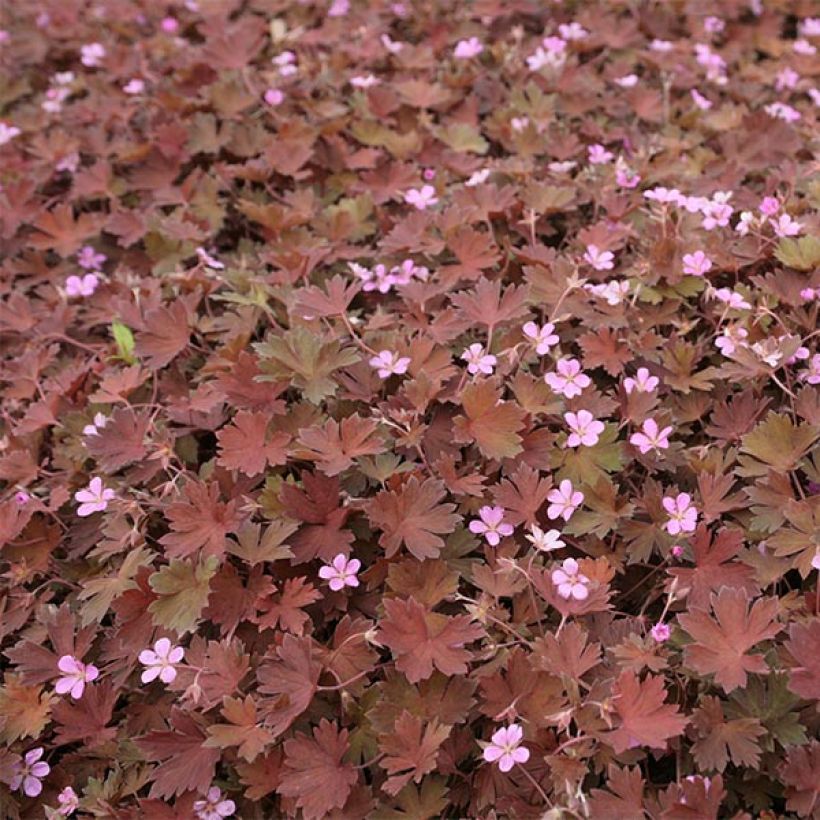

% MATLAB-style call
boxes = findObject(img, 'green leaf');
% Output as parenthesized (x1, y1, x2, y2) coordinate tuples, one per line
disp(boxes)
(739, 412, 819, 475)
(77, 547, 155, 626)
(774, 235, 820, 271)
(148, 556, 220, 634)
(111, 320, 137, 364)
(435, 123, 489, 154)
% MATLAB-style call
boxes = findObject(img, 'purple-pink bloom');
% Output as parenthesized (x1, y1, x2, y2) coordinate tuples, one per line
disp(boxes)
(74, 477, 115, 516)
(630, 418, 673, 454)
(522, 321, 559, 354)
(552, 557, 590, 600)
(545, 358, 590, 399)
(691, 88, 712, 110)
(123, 78, 145, 94)
(196, 247, 225, 269)
(160, 16, 179, 33)
(623, 367, 659, 394)
(264, 88, 285, 106)
(15, 490, 30, 505)
(404, 185, 439, 210)
(140, 638, 185, 684)
(682, 251, 712, 277)
(80, 42, 105, 67)
(715, 325, 748, 357)
(587, 144, 614, 164)
(802, 354, 820, 385)
(771, 213, 803, 237)
(547, 479, 584, 522)
(65, 273, 99, 298)
(564, 410, 605, 448)
(461, 343, 496, 376)
(469, 505, 514, 547)
(615, 166, 641, 188)
(194, 786, 236, 820)
(319, 553, 361, 592)
(369, 350, 411, 379)
(671, 544, 684, 559)
(57, 785, 79, 815)
(482, 724, 530, 772)
(583, 244, 615, 270)
(454, 37, 483, 59)
(77, 245, 106, 270)
(651, 622, 671, 643)
(10, 747, 50, 797)
(663, 492, 698, 535)
(758, 196, 780, 216)
(56, 654, 99, 699)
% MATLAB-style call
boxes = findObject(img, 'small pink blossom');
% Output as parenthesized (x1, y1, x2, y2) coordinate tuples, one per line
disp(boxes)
(469, 505, 514, 547)
(758, 196, 780, 216)
(690, 88, 713, 110)
(123, 78, 145, 94)
(615, 166, 641, 187)
(462, 343, 496, 376)
(644, 186, 681, 204)
(812, 552, 820, 571)
(328, 0, 350, 16)
(404, 185, 439, 210)
(465, 168, 490, 187)
(587, 144, 614, 164)
(775, 67, 800, 92)
(522, 321, 559, 354)
(701, 200, 733, 231)
(714, 288, 751, 310)
(273, 51, 297, 77)
(66, 273, 99, 298)
(83, 412, 109, 436)
(160, 16, 179, 33)
(548, 160, 576, 174)
(422, 168, 436, 181)
(369, 350, 411, 379)
(319, 553, 361, 592)
(715, 325, 748, 356)
(545, 358, 590, 399)
(682, 250, 712, 277)
(15, 490, 30, 505)
(663, 492, 698, 535)
(454, 37, 483, 59)
(10, 748, 50, 797)
(583, 244, 615, 270)
(764, 102, 801, 123)
(650, 39, 674, 53)
(80, 42, 106, 67)
(651, 622, 671, 643)
(770, 213, 803, 237)
(526, 524, 565, 552)
(482, 724, 530, 772)
(552, 557, 590, 600)
(140, 638, 185, 684)
(558, 22, 588, 40)
(703, 16, 725, 34)
(57, 786, 79, 816)
(56, 654, 99, 699)
(74, 477, 115, 516)
(350, 75, 379, 89)
(564, 410, 605, 448)
(0, 122, 21, 145)
(801, 354, 820, 385)
(381, 33, 404, 53)
(614, 74, 639, 88)
(586, 280, 629, 306)
(800, 288, 816, 302)
(194, 786, 236, 820)
(195, 248, 224, 270)
(623, 367, 658, 394)
(77, 245, 106, 270)
(671, 544, 684, 559)
(630, 418, 672, 454)
(547, 479, 584, 522)
(264, 87, 285, 105)
(510, 116, 529, 132)
(793, 38, 817, 55)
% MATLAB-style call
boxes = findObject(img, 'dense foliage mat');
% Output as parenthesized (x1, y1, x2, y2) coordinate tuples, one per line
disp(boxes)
(1, 0, 819, 817)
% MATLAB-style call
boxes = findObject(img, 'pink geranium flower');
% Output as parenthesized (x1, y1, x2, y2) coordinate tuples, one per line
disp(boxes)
(194, 786, 236, 820)
(369, 350, 411, 379)
(66, 273, 99, 298)
(77, 245, 106, 270)
(160, 16, 179, 33)
(264, 88, 285, 105)
(623, 367, 658, 394)
(682, 251, 712, 276)
(461, 344, 496, 376)
(123, 78, 145, 94)
(583, 244, 615, 270)
(55, 654, 99, 699)
(10, 747, 50, 797)
(83, 412, 108, 436)
(715, 325, 748, 356)
(758, 196, 780, 216)
(526, 524, 565, 552)
(522, 321, 559, 354)
(57, 786, 79, 815)
(547, 480, 584, 522)
(80, 43, 105, 67)
(651, 622, 671, 642)
(482, 724, 530, 772)
(770, 213, 802, 237)
(545, 358, 590, 399)
(319, 553, 361, 592)
(630, 418, 672, 454)
(140, 638, 185, 684)
(587, 144, 614, 164)
(663, 492, 698, 535)
(564, 410, 605, 448)
(404, 185, 438, 210)
(74, 477, 115, 516)
(615, 167, 641, 188)
(454, 37, 483, 59)
(469, 505, 514, 546)
(196, 247, 225, 269)
(552, 557, 590, 600)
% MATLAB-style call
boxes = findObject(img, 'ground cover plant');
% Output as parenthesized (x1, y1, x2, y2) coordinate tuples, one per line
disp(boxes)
(0, 0, 819, 817)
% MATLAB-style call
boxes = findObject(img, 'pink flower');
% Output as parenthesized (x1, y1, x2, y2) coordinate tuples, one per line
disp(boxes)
(510, 116, 529, 132)
(558, 22, 588, 40)
(771, 213, 803, 237)
(703, 16, 725, 34)
(77, 245, 106, 270)
(545, 358, 590, 399)
(381, 33, 404, 53)
(715, 325, 748, 356)
(123, 78, 145, 94)
(800, 288, 816, 302)
(587, 144, 614, 164)
(690, 88, 712, 110)
(15, 490, 30, 505)
(56, 655, 99, 699)
(196, 247, 225, 269)
(644, 186, 681, 204)
(630, 418, 672, 454)
(10, 747, 50, 797)
(57, 786, 79, 815)
(802, 354, 820, 385)
(552, 557, 590, 600)
(454, 37, 483, 59)
(522, 321, 559, 354)
(586, 280, 629, 305)
(547, 479, 584, 522)
(623, 367, 658, 394)
(775, 67, 800, 92)
(526, 524, 565, 552)
(615, 167, 641, 188)
(663, 492, 698, 535)
(793, 39, 817, 56)
(369, 350, 411, 379)
(423, 168, 436, 181)
(759, 196, 780, 216)
(462, 343, 496, 376)
(80, 43, 106, 67)
(713, 288, 751, 310)
(671, 544, 684, 559)
(319, 553, 361, 592)
(65, 273, 99, 298)
(194, 786, 236, 820)
(583, 244, 615, 270)
(160, 17, 179, 33)
(328, 0, 350, 16)
(465, 169, 490, 187)
(264, 88, 285, 105)
(482, 724, 530, 772)
(140, 638, 185, 684)
(0, 122, 21, 145)
(404, 185, 438, 210)
(650, 38, 674, 52)
(682, 250, 712, 276)
(764, 102, 801, 123)
(469, 505, 514, 547)
(651, 622, 671, 643)
(564, 410, 605, 448)
(614, 74, 639, 88)
(83, 412, 109, 436)
(273, 51, 297, 76)
(74, 477, 115, 516)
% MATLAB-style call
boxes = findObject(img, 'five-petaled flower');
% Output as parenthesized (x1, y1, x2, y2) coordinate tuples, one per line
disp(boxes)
(522, 321, 559, 354)
(461, 344, 497, 376)
(369, 350, 411, 379)
(651, 622, 671, 643)
(623, 367, 659, 394)
(552, 557, 590, 600)
(630, 418, 673, 454)
(404, 185, 439, 210)
(526, 524, 565, 552)
(454, 37, 483, 59)
(482, 724, 530, 772)
(264, 87, 285, 105)
(564, 410, 605, 448)
(80, 42, 105, 67)
(77, 246, 106, 270)
(56, 654, 99, 699)
(587, 144, 614, 164)
(140, 638, 185, 684)
(583, 244, 615, 270)
(57, 785, 79, 816)
(66, 273, 99, 298)
(469, 506, 514, 546)
(545, 358, 590, 398)
(74, 477, 115, 516)
(10, 747, 50, 797)
(663, 492, 698, 535)
(547, 480, 584, 522)
(319, 553, 361, 591)
(682, 251, 712, 277)
(194, 786, 236, 820)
